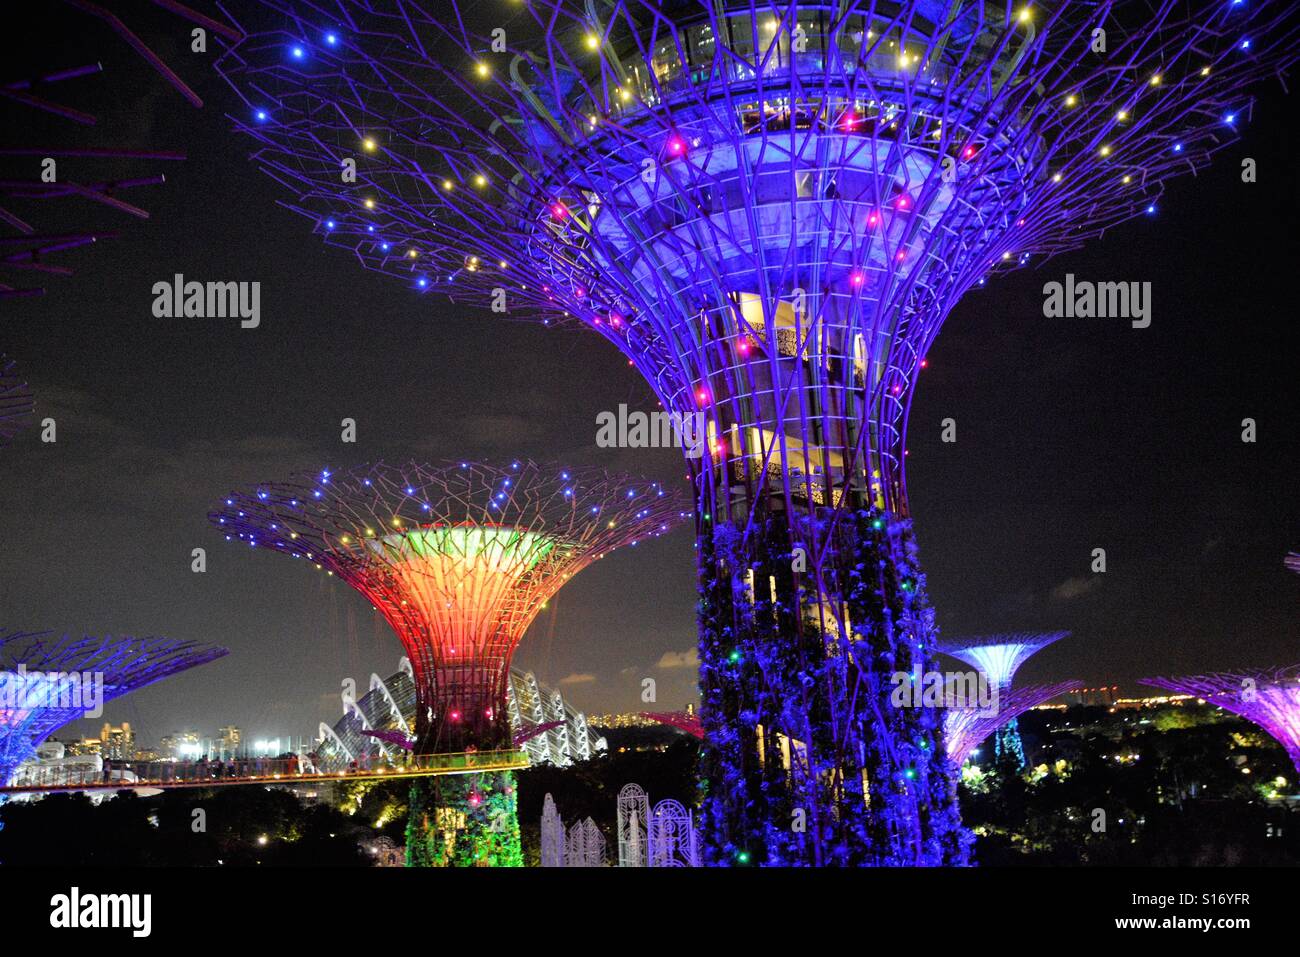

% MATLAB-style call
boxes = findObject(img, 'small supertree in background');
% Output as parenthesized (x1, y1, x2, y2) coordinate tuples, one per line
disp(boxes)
(938, 631, 1069, 767)
(1286, 552, 1300, 576)
(0, 1, 241, 298)
(1141, 666, 1300, 776)
(943, 679, 1078, 770)
(0, 355, 34, 447)
(0, 630, 228, 787)
(211, 460, 685, 866)
(212, 0, 1299, 865)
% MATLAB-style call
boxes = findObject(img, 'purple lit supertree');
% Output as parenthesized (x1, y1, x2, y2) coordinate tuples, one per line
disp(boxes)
(0, 1, 241, 298)
(1141, 667, 1300, 775)
(939, 631, 1068, 766)
(0, 355, 34, 447)
(943, 679, 1078, 770)
(0, 629, 228, 787)
(211, 1, 1299, 865)
(211, 460, 684, 865)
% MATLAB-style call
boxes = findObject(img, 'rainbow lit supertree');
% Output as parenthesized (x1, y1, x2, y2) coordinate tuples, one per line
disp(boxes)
(211, 460, 683, 865)
(943, 679, 1077, 769)
(1141, 667, 1300, 775)
(939, 631, 1068, 766)
(0, 1, 241, 298)
(212, 1, 1299, 865)
(0, 630, 228, 786)
(0, 355, 34, 447)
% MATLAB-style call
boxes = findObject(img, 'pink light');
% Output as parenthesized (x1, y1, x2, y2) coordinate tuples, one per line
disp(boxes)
(695, 387, 711, 405)
(667, 135, 687, 156)
(550, 201, 569, 220)
(920, 358, 929, 370)
(736, 338, 750, 355)
(450, 709, 461, 721)
(867, 211, 880, 227)
(841, 110, 858, 131)
(850, 271, 864, 287)
(962, 144, 977, 160)
(895, 250, 906, 261)
(896, 195, 910, 210)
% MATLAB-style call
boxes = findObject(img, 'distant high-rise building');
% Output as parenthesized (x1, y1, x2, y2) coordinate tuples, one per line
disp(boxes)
(159, 730, 202, 761)
(100, 722, 134, 760)
(215, 726, 242, 759)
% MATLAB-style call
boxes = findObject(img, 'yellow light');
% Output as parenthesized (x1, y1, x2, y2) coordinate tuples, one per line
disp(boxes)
(474, 62, 490, 78)
(585, 34, 599, 50)
(1116, 110, 1128, 121)
(364, 198, 375, 209)
(392, 517, 401, 527)
(340, 536, 349, 543)
(498, 260, 508, 269)
(1017, 7, 1032, 23)
(1200, 66, 1211, 76)
(1150, 74, 1161, 86)
(1099, 145, 1111, 157)
(362, 138, 377, 152)
(442, 179, 454, 191)
(1065, 94, 1077, 107)
(407, 249, 418, 259)
(1122, 174, 1132, 183)
(473, 173, 488, 188)
(1052, 172, 1062, 182)
(618, 87, 630, 101)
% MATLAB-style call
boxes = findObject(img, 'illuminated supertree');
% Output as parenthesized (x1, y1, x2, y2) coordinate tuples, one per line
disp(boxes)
(1141, 666, 1300, 775)
(942, 679, 1077, 770)
(0, 630, 228, 787)
(0, 355, 34, 447)
(1286, 552, 1300, 576)
(212, 1, 1299, 865)
(939, 631, 1068, 766)
(211, 459, 684, 866)
(0, 1, 241, 298)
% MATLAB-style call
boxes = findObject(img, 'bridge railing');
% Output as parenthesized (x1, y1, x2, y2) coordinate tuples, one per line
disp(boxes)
(4, 749, 528, 791)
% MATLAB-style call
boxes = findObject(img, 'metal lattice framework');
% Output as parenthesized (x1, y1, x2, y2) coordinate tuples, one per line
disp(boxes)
(648, 797, 700, 866)
(943, 679, 1077, 769)
(541, 792, 566, 866)
(0, 354, 34, 446)
(616, 781, 650, 866)
(0, 629, 228, 785)
(209, 0, 1299, 865)
(938, 631, 1069, 689)
(0, 1, 241, 298)
(1141, 666, 1300, 774)
(566, 816, 607, 867)
(315, 661, 607, 770)
(212, 460, 684, 753)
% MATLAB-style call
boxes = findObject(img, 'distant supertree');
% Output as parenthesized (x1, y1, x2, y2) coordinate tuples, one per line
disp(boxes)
(1286, 553, 1300, 576)
(0, 355, 34, 446)
(0, 630, 228, 786)
(212, 459, 684, 866)
(213, 0, 1299, 865)
(943, 679, 1078, 770)
(1141, 666, 1300, 774)
(939, 631, 1069, 766)
(0, 1, 241, 298)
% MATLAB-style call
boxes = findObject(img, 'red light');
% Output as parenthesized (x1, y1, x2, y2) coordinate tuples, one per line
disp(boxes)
(867, 212, 879, 226)
(962, 145, 976, 160)
(667, 135, 687, 156)
(450, 710, 461, 721)
(737, 339, 750, 355)
(550, 202, 569, 220)
(920, 358, 929, 370)
(896, 195, 909, 210)
(696, 387, 710, 405)
(850, 272, 864, 286)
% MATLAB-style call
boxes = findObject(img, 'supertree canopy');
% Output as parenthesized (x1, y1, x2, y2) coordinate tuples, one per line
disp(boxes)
(211, 460, 684, 866)
(212, 1, 1299, 865)
(939, 631, 1068, 766)
(212, 460, 683, 754)
(0, 355, 34, 447)
(0, 630, 229, 786)
(1141, 666, 1300, 775)
(943, 679, 1077, 769)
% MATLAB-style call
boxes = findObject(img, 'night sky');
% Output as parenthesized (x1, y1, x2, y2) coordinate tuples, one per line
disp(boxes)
(1, 7, 1295, 751)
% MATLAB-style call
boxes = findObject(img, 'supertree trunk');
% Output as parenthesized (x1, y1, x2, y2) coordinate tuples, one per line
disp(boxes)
(696, 496, 967, 866)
